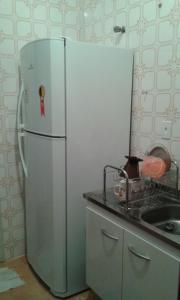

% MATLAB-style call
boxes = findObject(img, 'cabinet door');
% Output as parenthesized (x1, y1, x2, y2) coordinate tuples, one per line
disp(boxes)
(86, 208, 123, 300)
(123, 231, 179, 300)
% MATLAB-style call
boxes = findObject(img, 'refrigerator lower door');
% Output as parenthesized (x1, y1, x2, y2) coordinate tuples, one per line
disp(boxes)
(24, 132, 66, 295)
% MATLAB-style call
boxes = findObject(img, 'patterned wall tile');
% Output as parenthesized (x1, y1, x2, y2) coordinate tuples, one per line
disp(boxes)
(49, 25, 63, 38)
(0, 18, 14, 35)
(142, 93, 154, 113)
(159, 0, 176, 18)
(172, 118, 180, 138)
(142, 48, 155, 68)
(172, 141, 180, 160)
(174, 93, 180, 112)
(116, 0, 126, 10)
(142, 24, 156, 46)
(138, 136, 152, 156)
(140, 116, 153, 134)
(158, 20, 174, 42)
(175, 73, 180, 89)
(129, 29, 140, 48)
(157, 70, 172, 90)
(33, 5, 47, 20)
(143, 1, 157, 22)
(17, 21, 32, 38)
(156, 93, 171, 113)
(34, 22, 48, 38)
(0, 0, 13, 16)
(16, 1, 30, 18)
(1, 57, 17, 74)
(65, 11, 78, 25)
(129, 6, 140, 27)
(4, 95, 17, 111)
(3, 77, 17, 93)
(142, 71, 155, 90)
(0, 39, 15, 55)
(178, 23, 180, 38)
(158, 44, 173, 66)
(49, 7, 63, 23)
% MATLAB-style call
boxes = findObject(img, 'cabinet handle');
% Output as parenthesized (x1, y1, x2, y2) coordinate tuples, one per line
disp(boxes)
(101, 229, 119, 241)
(128, 246, 151, 261)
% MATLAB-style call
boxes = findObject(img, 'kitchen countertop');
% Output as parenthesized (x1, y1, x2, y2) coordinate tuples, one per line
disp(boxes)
(83, 188, 180, 250)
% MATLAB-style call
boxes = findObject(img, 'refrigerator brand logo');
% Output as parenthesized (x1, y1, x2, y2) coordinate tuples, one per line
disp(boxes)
(28, 64, 34, 70)
(39, 85, 45, 117)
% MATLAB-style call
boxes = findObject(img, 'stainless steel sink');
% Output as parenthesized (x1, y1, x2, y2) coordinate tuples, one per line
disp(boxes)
(141, 205, 180, 235)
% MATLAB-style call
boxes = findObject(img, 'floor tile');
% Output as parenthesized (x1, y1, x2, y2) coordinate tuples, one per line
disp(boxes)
(0, 257, 99, 300)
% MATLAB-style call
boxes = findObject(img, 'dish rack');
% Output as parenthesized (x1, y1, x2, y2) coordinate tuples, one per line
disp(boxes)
(103, 160, 179, 206)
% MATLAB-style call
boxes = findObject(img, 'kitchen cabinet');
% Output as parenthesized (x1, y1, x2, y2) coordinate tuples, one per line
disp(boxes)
(122, 230, 179, 300)
(86, 208, 124, 300)
(86, 204, 180, 300)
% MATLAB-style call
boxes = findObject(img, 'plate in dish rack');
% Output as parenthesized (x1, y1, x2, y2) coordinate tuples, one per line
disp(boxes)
(148, 145, 171, 172)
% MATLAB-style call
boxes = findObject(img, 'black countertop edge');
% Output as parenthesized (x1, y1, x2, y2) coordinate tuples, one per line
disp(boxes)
(84, 192, 180, 250)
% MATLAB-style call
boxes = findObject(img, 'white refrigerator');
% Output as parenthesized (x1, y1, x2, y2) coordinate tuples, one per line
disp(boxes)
(17, 38, 133, 298)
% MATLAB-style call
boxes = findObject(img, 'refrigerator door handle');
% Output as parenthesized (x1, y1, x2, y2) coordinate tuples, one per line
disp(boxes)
(17, 82, 27, 177)
(17, 131, 27, 177)
(17, 82, 25, 131)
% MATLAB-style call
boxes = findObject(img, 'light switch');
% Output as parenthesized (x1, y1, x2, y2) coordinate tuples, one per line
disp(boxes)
(161, 120, 172, 139)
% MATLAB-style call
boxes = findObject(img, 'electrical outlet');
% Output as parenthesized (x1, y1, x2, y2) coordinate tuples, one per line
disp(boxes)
(161, 120, 172, 140)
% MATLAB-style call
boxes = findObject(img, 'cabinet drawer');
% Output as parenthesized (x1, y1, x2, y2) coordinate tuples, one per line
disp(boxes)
(86, 208, 123, 300)
(123, 230, 180, 300)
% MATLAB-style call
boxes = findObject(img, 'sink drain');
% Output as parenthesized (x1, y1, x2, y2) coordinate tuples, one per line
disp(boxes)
(164, 222, 175, 232)
(156, 220, 180, 235)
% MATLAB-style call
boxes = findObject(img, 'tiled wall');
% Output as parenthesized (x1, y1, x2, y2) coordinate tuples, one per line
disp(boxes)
(0, 0, 83, 260)
(82, 0, 180, 165)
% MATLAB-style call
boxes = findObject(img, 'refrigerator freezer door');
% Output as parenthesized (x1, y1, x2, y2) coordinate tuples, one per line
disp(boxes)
(24, 132, 66, 294)
(21, 39, 65, 136)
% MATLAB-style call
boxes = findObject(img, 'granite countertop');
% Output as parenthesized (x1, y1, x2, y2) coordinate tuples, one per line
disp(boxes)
(83, 188, 180, 250)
